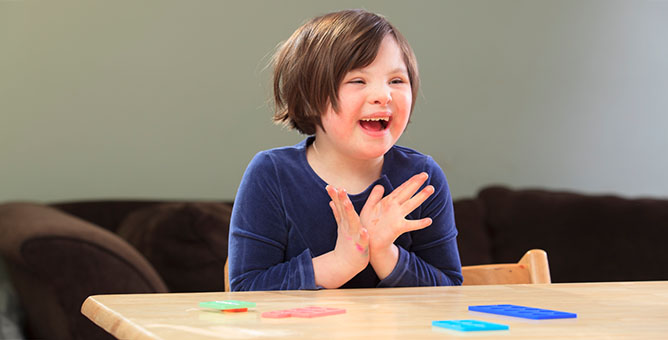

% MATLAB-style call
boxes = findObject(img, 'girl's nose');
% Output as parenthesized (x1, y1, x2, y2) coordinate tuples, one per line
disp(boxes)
(369, 85, 392, 105)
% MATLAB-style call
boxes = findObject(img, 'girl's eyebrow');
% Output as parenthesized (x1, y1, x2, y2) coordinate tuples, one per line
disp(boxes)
(351, 67, 408, 75)
(389, 67, 408, 74)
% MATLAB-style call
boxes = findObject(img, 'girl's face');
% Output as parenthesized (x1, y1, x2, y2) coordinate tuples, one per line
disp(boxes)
(316, 35, 412, 162)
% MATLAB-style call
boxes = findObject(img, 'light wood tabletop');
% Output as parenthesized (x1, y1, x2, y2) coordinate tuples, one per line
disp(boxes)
(82, 281, 668, 339)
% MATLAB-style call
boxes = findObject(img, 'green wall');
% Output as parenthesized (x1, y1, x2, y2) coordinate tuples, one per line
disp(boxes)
(2, 0, 667, 202)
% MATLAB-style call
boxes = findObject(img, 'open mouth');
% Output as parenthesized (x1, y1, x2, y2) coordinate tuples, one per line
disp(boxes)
(359, 117, 390, 132)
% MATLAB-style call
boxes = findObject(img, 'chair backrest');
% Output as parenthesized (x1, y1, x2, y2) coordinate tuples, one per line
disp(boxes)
(224, 258, 230, 292)
(462, 249, 551, 285)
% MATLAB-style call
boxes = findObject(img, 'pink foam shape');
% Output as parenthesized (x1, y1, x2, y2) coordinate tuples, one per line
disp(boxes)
(290, 307, 346, 318)
(261, 306, 346, 319)
(261, 310, 292, 318)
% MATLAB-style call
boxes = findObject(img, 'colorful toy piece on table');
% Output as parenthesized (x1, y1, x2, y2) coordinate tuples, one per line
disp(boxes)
(469, 304, 577, 320)
(262, 306, 346, 318)
(432, 320, 509, 332)
(199, 300, 256, 312)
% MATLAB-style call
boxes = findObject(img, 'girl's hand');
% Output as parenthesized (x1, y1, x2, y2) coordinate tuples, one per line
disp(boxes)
(359, 172, 434, 277)
(326, 185, 370, 273)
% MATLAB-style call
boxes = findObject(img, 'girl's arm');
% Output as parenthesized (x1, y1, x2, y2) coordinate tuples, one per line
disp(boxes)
(228, 152, 316, 291)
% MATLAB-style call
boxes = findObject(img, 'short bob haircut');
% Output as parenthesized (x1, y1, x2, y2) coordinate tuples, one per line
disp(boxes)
(272, 9, 420, 135)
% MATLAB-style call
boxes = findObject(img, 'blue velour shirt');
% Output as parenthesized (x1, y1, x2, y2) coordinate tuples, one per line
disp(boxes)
(228, 137, 462, 290)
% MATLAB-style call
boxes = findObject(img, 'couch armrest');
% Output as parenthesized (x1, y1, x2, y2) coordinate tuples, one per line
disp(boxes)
(0, 202, 168, 340)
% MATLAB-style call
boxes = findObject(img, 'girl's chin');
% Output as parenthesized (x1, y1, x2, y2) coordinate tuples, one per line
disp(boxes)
(356, 145, 392, 160)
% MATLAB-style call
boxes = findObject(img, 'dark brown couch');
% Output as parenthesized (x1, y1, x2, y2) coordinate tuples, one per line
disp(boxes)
(1, 186, 667, 339)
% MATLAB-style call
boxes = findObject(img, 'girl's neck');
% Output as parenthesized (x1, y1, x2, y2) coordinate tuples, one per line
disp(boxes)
(307, 138, 384, 195)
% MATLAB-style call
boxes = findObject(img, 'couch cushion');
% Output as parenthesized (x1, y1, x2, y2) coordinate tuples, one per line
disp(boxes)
(0, 202, 167, 340)
(479, 186, 668, 283)
(53, 201, 166, 233)
(453, 198, 493, 266)
(117, 202, 232, 292)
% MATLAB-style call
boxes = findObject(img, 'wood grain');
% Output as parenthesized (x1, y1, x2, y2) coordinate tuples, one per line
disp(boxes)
(82, 281, 668, 339)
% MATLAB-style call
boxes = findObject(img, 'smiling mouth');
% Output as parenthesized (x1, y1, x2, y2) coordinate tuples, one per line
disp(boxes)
(359, 117, 390, 132)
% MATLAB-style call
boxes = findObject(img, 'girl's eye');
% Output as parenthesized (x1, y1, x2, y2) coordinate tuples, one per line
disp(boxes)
(349, 79, 365, 84)
(390, 78, 405, 84)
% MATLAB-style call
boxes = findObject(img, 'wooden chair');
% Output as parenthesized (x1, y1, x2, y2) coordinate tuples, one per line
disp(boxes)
(224, 259, 230, 292)
(462, 249, 551, 285)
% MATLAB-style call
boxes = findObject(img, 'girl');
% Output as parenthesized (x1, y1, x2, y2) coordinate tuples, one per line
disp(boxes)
(228, 9, 462, 290)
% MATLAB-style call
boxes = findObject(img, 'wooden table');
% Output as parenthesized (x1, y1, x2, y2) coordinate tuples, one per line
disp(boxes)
(82, 281, 668, 339)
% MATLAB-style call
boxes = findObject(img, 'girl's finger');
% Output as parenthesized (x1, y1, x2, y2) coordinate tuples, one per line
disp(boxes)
(401, 185, 435, 215)
(326, 185, 338, 203)
(361, 185, 384, 215)
(358, 227, 369, 243)
(329, 201, 341, 224)
(356, 227, 369, 256)
(402, 217, 433, 233)
(389, 172, 429, 203)
(328, 186, 347, 227)
(340, 190, 359, 235)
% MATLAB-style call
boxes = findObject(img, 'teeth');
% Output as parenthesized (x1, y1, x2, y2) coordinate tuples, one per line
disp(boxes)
(361, 117, 389, 122)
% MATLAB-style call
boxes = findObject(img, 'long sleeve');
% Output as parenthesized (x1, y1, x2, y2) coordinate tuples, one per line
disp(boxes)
(377, 155, 463, 287)
(228, 152, 318, 291)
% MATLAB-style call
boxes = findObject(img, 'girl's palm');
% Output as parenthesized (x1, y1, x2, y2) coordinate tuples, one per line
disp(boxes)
(360, 173, 434, 252)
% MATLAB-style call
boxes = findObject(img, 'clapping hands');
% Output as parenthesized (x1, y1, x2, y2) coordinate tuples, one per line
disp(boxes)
(326, 172, 434, 279)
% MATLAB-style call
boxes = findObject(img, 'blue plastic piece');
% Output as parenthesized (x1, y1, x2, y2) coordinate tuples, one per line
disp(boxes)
(432, 320, 509, 331)
(468, 304, 577, 319)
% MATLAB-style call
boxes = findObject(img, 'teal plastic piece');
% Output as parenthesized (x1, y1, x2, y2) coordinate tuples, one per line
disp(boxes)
(198, 300, 256, 310)
(432, 320, 509, 332)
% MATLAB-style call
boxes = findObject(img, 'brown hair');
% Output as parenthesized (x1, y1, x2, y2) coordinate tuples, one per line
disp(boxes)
(272, 9, 420, 135)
